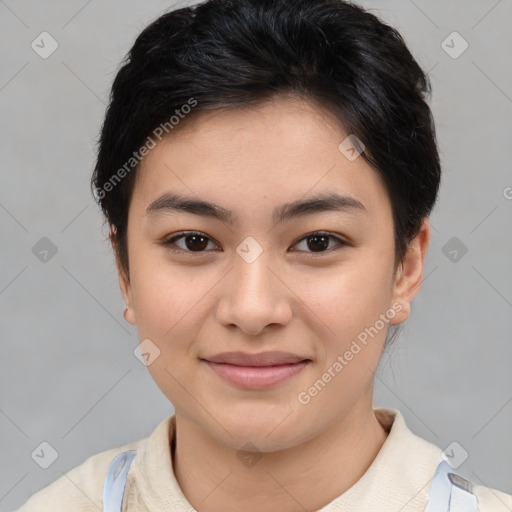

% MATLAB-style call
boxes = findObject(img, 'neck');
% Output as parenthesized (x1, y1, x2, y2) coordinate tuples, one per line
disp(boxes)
(172, 400, 389, 512)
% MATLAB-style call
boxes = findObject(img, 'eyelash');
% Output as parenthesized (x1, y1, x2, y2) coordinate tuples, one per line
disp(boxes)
(159, 231, 347, 257)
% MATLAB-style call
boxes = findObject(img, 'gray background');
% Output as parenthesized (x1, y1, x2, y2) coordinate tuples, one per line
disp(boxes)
(1, 0, 511, 510)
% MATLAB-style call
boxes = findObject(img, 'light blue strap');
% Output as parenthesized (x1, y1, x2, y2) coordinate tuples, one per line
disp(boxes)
(424, 461, 479, 512)
(102, 450, 137, 512)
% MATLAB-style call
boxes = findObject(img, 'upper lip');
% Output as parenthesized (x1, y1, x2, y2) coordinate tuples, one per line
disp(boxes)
(202, 351, 311, 367)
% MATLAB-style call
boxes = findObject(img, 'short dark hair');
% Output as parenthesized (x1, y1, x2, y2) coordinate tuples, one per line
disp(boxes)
(91, 0, 441, 278)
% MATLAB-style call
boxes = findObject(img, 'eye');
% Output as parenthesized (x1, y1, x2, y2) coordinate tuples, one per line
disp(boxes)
(160, 231, 219, 254)
(290, 231, 347, 255)
(160, 230, 347, 255)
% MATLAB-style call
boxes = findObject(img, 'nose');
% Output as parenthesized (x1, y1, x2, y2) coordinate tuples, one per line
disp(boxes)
(215, 243, 293, 336)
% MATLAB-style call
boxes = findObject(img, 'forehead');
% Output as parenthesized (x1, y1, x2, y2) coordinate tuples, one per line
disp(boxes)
(161, 95, 346, 150)
(131, 95, 392, 222)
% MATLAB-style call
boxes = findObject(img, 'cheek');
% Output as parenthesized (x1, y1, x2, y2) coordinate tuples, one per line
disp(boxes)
(296, 267, 394, 410)
(297, 254, 395, 392)
(129, 252, 213, 344)
(302, 256, 395, 334)
(128, 257, 205, 397)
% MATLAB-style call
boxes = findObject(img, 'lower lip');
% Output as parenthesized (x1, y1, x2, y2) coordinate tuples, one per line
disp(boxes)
(202, 360, 310, 389)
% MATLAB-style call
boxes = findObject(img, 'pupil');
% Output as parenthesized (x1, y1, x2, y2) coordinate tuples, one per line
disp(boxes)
(186, 235, 208, 251)
(308, 235, 328, 252)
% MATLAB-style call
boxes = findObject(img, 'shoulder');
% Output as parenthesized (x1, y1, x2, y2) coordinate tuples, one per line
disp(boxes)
(474, 484, 512, 512)
(374, 408, 512, 512)
(14, 438, 144, 512)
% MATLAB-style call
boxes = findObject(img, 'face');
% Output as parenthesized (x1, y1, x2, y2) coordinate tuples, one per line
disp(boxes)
(117, 95, 429, 452)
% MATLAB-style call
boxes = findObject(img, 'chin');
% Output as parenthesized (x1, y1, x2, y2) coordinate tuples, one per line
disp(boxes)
(208, 411, 304, 452)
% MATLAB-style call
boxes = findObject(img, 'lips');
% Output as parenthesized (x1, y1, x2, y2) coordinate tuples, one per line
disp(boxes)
(200, 351, 312, 389)
(202, 350, 311, 367)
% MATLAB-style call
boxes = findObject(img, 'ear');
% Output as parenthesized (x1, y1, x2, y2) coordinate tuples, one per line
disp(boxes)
(389, 218, 431, 325)
(110, 225, 136, 325)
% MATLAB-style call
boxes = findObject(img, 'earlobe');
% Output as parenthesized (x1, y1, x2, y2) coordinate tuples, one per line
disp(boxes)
(389, 218, 431, 325)
(123, 307, 136, 325)
(110, 224, 137, 325)
(119, 269, 136, 324)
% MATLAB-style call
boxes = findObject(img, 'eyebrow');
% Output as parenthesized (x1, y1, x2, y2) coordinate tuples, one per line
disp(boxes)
(146, 192, 367, 225)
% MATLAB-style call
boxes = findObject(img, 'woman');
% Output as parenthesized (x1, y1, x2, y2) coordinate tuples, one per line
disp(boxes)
(16, 0, 512, 510)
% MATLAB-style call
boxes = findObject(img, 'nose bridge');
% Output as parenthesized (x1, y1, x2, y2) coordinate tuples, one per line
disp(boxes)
(215, 235, 291, 334)
(233, 234, 277, 301)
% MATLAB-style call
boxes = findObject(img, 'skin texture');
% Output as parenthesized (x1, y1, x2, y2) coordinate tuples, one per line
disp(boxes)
(115, 95, 431, 512)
